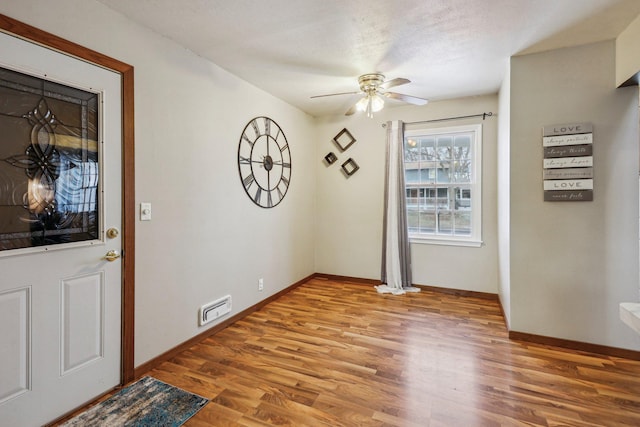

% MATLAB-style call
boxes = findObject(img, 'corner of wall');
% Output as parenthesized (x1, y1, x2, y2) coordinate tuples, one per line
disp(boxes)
(497, 60, 512, 326)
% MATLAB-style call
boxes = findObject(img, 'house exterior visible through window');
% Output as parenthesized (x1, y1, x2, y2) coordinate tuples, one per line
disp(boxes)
(404, 123, 482, 247)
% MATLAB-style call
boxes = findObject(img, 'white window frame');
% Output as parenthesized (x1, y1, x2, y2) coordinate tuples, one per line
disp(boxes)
(404, 123, 483, 247)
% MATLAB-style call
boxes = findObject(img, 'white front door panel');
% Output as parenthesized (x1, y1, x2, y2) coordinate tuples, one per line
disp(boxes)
(0, 30, 122, 427)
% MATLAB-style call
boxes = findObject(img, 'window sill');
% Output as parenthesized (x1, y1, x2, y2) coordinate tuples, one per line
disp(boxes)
(409, 236, 483, 248)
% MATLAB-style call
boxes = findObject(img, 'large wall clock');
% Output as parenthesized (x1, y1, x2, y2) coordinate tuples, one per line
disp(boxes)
(237, 116, 291, 208)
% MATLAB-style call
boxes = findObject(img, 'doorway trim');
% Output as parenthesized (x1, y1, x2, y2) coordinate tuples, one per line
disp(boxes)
(0, 14, 136, 383)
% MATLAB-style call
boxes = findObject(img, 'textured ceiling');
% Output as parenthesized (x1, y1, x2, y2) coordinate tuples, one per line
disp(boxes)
(98, 0, 640, 117)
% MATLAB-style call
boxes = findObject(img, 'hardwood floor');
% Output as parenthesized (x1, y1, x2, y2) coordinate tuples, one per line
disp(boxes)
(70, 277, 640, 426)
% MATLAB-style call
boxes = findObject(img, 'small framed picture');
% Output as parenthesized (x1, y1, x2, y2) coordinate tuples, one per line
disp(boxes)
(333, 128, 356, 151)
(341, 158, 360, 176)
(324, 152, 338, 164)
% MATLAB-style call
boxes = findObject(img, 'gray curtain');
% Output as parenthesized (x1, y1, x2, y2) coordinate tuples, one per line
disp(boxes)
(380, 120, 413, 293)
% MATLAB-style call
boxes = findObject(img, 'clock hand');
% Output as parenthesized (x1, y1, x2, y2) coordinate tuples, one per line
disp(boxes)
(240, 155, 273, 164)
(272, 160, 291, 167)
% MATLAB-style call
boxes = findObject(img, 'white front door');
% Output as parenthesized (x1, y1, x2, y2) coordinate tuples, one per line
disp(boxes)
(0, 31, 122, 426)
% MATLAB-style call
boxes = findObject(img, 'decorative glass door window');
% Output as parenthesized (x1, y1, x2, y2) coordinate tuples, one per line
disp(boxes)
(0, 66, 100, 251)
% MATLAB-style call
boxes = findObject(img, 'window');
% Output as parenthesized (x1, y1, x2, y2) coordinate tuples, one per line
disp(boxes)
(404, 123, 482, 246)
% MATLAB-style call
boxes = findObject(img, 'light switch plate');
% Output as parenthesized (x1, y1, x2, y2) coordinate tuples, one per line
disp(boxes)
(140, 202, 152, 221)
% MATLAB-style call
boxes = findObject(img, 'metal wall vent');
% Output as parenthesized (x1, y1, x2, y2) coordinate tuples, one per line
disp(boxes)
(199, 295, 231, 326)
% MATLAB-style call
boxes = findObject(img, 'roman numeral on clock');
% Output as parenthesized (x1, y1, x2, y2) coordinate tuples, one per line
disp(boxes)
(242, 133, 253, 146)
(243, 174, 254, 189)
(251, 119, 260, 137)
(264, 117, 271, 136)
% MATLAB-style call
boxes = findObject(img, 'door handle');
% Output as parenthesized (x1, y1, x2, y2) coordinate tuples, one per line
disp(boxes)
(103, 250, 121, 262)
(106, 227, 119, 239)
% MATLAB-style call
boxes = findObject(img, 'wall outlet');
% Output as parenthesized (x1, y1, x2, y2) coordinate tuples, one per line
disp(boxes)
(258, 278, 264, 291)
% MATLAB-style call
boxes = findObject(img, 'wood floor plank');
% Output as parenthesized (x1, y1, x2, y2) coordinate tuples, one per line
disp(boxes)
(175, 279, 640, 426)
(53, 278, 640, 426)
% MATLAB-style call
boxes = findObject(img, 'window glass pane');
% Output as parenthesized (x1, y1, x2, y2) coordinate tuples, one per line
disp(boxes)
(454, 187, 471, 210)
(416, 167, 429, 184)
(404, 138, 419, 162)
(453, 159, 471, 183)
(453, 134, 471, 182)
(437, 211, 453, 234)
(454, 211, 471, 235)
(417, 189, 425, 209)
(406, 188, 415, 199)
(454, 135, 471, 159)
(407, 206, 420, 233)
(421, 138, 436, 160)
(405, 169, 420, 183)
(427, 168, 436, 183)
(436, 136, 452, 160)
(436, 188, 449, 209)
(454, 186, 472, 236)
(0, 66, 99, 251)
(419, 210, 436, 233)
(436, 161, 451, 183)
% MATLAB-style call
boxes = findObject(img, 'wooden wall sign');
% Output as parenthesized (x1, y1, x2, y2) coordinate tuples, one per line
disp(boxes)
(542, 133, 592, 147)
(543, 157, 593, 169)
(543, 168, 593, 180)
(543, 145, 592, 158)
(542, 122, 593, 202)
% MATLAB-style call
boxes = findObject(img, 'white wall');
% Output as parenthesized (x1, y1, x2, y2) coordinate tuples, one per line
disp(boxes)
(0, 0, 317, 366)
(510, 40, 640, 350)
(315, 95, 499, 293)
(498, 62, 512, 326)
(5, 1, 639, 367)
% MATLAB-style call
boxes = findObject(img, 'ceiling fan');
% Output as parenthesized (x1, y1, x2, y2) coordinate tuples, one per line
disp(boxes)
(311, 73, 428, 118)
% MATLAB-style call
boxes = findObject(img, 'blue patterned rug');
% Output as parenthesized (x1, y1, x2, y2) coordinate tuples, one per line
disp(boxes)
(61, 376, 209, 426)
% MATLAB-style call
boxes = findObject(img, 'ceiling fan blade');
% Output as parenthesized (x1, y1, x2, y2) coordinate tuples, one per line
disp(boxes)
(345, 103, 359, 116)
(383, 92, 428, 106)
(380, 78, 410, 90)
(310, 91, 360, 99)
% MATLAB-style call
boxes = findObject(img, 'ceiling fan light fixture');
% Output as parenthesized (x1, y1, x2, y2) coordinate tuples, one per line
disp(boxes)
(356, 91, 385, 118)
(355, 96, 369, 112)
(370, 93, 384, 112)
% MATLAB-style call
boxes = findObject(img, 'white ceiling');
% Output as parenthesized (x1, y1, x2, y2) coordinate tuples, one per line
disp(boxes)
(98, 0, 640, 117)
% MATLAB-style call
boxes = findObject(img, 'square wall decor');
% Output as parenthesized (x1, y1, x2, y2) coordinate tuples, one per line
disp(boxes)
(341, 158, 359, 176)
(324, 152, 338, 164)
(333, 128, 356, 152)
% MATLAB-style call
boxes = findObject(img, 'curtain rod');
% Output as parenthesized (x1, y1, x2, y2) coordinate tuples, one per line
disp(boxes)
(381, 112, 493, 127)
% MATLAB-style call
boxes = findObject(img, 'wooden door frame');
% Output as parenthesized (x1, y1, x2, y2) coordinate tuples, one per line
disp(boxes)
(0, 14, 136, 383)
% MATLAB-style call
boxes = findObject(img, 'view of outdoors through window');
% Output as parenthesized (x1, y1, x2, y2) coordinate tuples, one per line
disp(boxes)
(404, 128, 475, 238)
